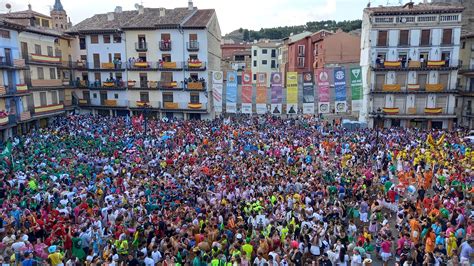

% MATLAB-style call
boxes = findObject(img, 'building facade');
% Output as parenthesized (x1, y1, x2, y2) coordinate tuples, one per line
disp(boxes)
(0, 2, 76, 137)
(251, 40, 280, 85)
(458, 33, 474, 128)
(360, 2, 463, 129)
(221, 43, 252, 74)
(432, 0, 474, 34)
(0, 19, 30, 141)
(69, 3, 221, 120)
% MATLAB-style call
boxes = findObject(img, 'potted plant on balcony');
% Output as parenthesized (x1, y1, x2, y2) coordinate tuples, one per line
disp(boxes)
(128, 80, 136, 88)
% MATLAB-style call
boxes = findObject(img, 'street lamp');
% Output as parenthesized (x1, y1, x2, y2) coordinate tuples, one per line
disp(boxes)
(142, 103, 152, 138)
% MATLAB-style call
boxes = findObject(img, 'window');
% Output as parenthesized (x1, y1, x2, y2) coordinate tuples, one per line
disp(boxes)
(262, 49, 268, 54)
(114, 94, 118, 99)
(190, 93, 200, 104)
(298, 45, 305, 56)
(37, 67, 44, 80)
(399, 30, 409, 46)
(417, 16, 436, 22)
(40, 92, 47, 106)
(439, 73, 449, 88)
(377, 31, 388, 47)
(113, 34, 121, 43)
(90, 35, 99, 44)
(79, 37, 86, 50)
(271, 49, 276, 57)
(442, 29, 452, 45)
(462, 41, 466, 49)
(161, 72, 173, 82)
(162, 54, 171, 62)
(253, 74, 257, 81)
(420, 30, 431, 46)
(93, 93, 97, 99)
(49, 68, 56, 79)
(103, 35, 111, 43)
(114, 53, 121, 60)
(35, 44, 42, 55)
(375, 74, 385, 90)
(253, 50, 257, 56)
(0, 30, 10, 39)
(234, 55, 245, 61)
(262, 60, 267, 65)
(189, 33, 197, 41)
(297, 57, 305, 68)
(253, 60, 257, 67)
(163, 93, 173, 102)
(47, 46, 53, 56)
(418, 73, 428, 88)
(51, 91, 58, 105)
(271, 60, 276, 68)
(41, 19, 50, 28)
(396, 73, 407, 86)
(140, 92, 149, 102)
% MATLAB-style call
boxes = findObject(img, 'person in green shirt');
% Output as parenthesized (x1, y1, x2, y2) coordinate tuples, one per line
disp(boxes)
(71, 232, 85, 261)
(241, 240, 253, 261)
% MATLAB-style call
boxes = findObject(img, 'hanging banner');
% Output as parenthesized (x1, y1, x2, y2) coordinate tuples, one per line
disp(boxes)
(333, 67, 347, 113)
(226, 71, 237, 113)
(317, 69, 330, 114)
(302, 72, 315, 114)
(256, 72, 267, 114)
(286, 72, 298, 114)
(270, 72, 283, 115)
(212, 71, 223, 113)
(241, 71, 253, 114)
(350, 67, 363, 111)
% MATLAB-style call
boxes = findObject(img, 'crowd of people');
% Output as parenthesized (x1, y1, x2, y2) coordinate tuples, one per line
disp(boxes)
(0, 114, 472, 266)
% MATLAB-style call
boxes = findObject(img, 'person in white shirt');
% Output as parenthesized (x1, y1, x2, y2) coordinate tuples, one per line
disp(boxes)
(151, 247, 162, 264)
(253, 253, 268, 266)
(144, 254, 154, 266)
(351, 249, 362, 266)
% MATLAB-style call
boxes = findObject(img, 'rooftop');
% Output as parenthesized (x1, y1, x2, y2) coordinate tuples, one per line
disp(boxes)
(365, 2, 464, 15)
(69, 7, 215, 33)
(252, 40, 281, 48)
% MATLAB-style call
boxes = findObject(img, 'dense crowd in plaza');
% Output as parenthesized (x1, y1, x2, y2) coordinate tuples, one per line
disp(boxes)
(0, 115, 472, 266)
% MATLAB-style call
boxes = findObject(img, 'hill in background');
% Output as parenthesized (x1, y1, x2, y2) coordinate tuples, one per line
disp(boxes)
(224, 20, 362, 43)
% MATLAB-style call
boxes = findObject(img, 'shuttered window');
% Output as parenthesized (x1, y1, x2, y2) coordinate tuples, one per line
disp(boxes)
(442, 29, 452, 45)
(377, 31, 388, 47)
(439, 73, 449, 89)
(421, 30, 431, 46)
(418, 74, 428, 88)
(375, 74, 385, 90)
(436, 96, 447, 109)
(399, 30, 409, 46)
(396, 73, 407, 86)
(395, 96, 406, 113)
(416, 96, 426, 113)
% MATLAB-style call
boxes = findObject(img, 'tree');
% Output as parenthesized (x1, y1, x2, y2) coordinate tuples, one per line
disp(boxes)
(243, 29, 250, 41)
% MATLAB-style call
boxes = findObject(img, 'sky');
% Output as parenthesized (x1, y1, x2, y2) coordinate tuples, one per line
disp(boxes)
(3, 0, 406, 34)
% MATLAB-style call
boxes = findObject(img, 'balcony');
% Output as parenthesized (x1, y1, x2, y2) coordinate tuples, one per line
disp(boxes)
(0, 57, 28, 70)
(34, 103, 64, 115)
(78, 99, 90, 106)
(31, 79, 63, 88)
(372, 60, 458, 71)
(89, 62, 124, 70)
(129, 81, 159, 89)
(135, 42, 148, 52)
(373, 106, 453, 117)
(60, 60, 88, 69)
(158, 61, 183, 70)
(28, 54, 61, 65)
(103, 100, 117, 107)
(382, 107, 400, 115)
(382, 84, 401, 92)
(129, 101, 160, 108)
(20, 111, 31, 121)
(186, 81, 205, 91)
(162, 102, 207, 111)
(187, 41, 199, 51)
(159, 40, 172, 51)
(0, 115, 8, 126)
(459, 64, 474, 75)
(425, 84, 444, 92)
(158, 81, 180, 89)
(425, 107, 443, 115)
(89, 80, 125, 89)
(185, 60, 206, 70)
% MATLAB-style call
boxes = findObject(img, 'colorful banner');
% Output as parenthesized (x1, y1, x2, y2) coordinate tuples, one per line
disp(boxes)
(350, 67, 363, 111)
(256, 72, 267, 114)
(241, 71, 252, 114)
(317, 69, 330, 114)
(212, 71, 223, 113)
(226, 71, 237, 113)
(333, 67, 347, 113)
(302, 72, 315, 114)
(271, 72, 283, 115)
(286, 72, 298, 114)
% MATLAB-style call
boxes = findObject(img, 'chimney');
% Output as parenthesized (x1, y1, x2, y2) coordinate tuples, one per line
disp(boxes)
(107, 12, 114, 21)
(138, 5, 144, 15)
(188, 0, 193, 10)
(159, 8, 166, 17)
(28, 4, 32, 10)
(114, 6, 122, 13)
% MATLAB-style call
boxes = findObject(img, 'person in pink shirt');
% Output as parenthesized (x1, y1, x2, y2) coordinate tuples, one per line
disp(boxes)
(380, 237, 392, 266)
